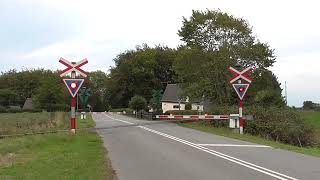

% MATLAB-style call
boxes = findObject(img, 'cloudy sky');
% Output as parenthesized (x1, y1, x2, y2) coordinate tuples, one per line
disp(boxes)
(1, 0, 319, 106)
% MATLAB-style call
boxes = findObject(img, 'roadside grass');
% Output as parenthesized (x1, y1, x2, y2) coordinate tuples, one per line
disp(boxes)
(0, 112, 115, 180)
(0, 112, 69, 135)
(179, 122, 320, 157)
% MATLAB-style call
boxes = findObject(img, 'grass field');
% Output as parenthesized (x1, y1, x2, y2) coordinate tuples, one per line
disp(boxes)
(179, 122, 320, 157)
(0, 112, 69, 136)
(0, 112, 115, 180)
(300, 111, 320, 129)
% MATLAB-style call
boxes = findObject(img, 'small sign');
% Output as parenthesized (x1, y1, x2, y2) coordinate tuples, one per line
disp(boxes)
(63, 79, 84, 97)
(229, 67, 252, 83)
(59, 58, 89, 77)
(232, 83, 250, 100)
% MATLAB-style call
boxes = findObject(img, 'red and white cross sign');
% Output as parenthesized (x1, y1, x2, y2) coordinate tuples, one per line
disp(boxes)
(59, 58, 89, 77)
(229, 66, 253, 83)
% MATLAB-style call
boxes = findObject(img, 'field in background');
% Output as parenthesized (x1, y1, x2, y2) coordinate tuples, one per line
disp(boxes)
(300, 111, 320, 129)
(0, 113, 115, 180)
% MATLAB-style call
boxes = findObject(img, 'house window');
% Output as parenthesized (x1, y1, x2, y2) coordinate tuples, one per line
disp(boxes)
(173, 105, 180, 109)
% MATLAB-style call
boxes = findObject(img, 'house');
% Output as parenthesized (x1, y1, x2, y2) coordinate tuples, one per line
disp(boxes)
(161, 84, 204, 113)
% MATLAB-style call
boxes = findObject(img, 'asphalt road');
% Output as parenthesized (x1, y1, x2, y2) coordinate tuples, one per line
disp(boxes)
(93, 112, 320, 180)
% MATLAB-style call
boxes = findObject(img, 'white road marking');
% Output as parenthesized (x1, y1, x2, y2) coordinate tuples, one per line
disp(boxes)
(104, 113, 134, 125)
(103, 114, 298, 180)
(197, 144, 271, 148)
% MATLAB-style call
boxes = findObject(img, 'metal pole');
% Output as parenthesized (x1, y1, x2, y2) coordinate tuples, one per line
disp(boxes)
(71, 70, 76, 133)
(239, 99, 244, 134)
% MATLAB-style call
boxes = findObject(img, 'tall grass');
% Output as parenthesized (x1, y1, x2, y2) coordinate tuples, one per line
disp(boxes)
(0, 112, 69, 136)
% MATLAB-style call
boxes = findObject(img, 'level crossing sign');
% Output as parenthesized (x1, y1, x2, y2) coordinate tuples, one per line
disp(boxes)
(59, 58, 89, 77)
(63, 79, 84, 98)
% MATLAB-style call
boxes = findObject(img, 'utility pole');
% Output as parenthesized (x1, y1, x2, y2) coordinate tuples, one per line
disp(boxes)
(285, 81, 288, 106)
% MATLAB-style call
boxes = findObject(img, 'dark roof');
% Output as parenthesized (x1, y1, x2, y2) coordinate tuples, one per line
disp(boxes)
(161, 84, 186, 103)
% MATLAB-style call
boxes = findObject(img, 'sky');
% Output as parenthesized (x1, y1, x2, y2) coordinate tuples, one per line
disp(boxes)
(0, 0, 319, 107)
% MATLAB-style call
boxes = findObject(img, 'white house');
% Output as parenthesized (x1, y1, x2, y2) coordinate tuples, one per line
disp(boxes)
(161, 84, 204, 113)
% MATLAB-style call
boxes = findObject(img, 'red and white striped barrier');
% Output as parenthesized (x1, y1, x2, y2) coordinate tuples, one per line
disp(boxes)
(155, 115, 229, 120)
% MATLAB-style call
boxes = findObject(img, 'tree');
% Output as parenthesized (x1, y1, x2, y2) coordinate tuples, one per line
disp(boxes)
(175, 10, 276, 105)
(303, 101, 315, 110)
(108, 45, 177, 108)
(32, 77, 65, 111)
(129, 95, 147, 112)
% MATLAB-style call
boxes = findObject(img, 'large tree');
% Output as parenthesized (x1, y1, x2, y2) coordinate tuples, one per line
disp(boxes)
(175, 10, 278, 105)
(107, 44, 177, 108)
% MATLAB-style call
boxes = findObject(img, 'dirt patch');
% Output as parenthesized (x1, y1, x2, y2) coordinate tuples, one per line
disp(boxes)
(0, 153, 16, 167)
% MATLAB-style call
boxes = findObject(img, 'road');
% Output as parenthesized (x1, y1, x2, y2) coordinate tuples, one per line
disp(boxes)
(93, 112, 320, 180)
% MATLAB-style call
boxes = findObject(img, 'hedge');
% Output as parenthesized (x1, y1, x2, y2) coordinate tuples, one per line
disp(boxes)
(208, 106, 316, 146)
(165, 110, 199, 115)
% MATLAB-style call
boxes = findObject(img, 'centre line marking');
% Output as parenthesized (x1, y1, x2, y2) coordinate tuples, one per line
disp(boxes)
(103, 114, 298, 180)
(197, 144, 271, 148)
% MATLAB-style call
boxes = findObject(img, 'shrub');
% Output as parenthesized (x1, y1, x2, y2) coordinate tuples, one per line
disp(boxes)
(185, 103, 192, 110)
(109, 108, 133, 113)
(6, 108, 22, 113)
(0, 106, 7, 113)
(129, 95, 147, 112)
(165, 110, 199, 115)
(245, 106, 315, 146)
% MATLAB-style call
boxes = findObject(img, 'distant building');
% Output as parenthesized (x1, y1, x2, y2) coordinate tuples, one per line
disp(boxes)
(161, 84, 204, 113)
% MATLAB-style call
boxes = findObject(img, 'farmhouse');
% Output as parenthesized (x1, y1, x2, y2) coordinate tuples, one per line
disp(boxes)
(161, 84, 203, 113)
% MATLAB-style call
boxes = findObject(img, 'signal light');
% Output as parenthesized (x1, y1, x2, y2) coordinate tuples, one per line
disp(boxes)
(239, 87, 245, 92)
(71, 82, 77, 89)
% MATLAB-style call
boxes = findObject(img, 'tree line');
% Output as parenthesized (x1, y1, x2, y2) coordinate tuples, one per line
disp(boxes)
(0, 9, 285, 112)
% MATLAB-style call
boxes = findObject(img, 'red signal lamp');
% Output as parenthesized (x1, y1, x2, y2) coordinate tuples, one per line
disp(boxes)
(71, 82, 77, 89)
(239, 87, 245, 92)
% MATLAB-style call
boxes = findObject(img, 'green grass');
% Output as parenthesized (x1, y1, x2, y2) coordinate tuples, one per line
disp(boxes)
(0, 112, 69, 135)
(300, 111, 320, 129)
(179, 122, 320, 157)
(0, 113, 115, 180)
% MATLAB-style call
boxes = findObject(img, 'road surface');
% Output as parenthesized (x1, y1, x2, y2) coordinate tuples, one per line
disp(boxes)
(93, 112, 320, 180)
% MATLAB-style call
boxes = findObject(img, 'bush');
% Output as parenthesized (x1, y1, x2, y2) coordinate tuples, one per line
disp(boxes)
(245, 107, 315, 146)
(109, 108, 133, 113)
(42, 104, 70, 112)
(129, 95, 147, 112)
(23, 109, 43, 113)
(185, 103, 192, 110)
(0, 106, 7, 113)
(6, 108, 22, 113)
(165, 110, 199, 115)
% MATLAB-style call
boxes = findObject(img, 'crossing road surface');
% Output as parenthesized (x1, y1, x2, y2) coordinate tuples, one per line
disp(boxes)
(93, 112, 320, 180)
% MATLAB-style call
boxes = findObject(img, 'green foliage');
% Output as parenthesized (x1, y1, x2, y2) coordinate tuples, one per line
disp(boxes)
(152, 89, 163, 112)
(0, 89, 18, 106)
(253, 90, 285, 107)
(129, 95, 147, 111)
(175, 10, 276, 105)
(165, 110, 198, 115)
(32, 76, 65, 112)
(185, 103, 192, 110)
(109, 108, 133, 113)
(245, 107, 316, 146)
(107, 45, 177, 108)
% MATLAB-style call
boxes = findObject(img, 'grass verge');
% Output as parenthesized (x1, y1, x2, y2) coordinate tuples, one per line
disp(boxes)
(0, 113, 115, 180)
(179, 122, 320, 157)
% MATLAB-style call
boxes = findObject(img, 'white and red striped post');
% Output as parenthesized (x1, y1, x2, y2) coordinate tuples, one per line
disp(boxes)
(239, 99, 244, 134)
(70, 70, 76, 133)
